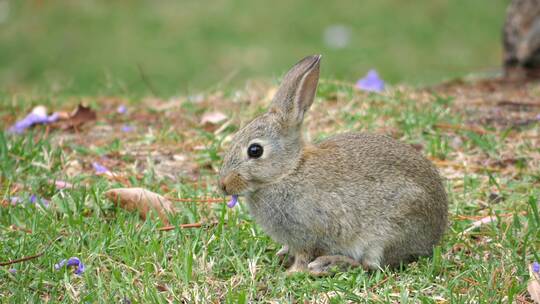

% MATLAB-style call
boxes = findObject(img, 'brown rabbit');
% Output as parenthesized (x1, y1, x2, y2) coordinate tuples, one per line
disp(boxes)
(219, 55, 448, 276)
(503, 0, 540, 78)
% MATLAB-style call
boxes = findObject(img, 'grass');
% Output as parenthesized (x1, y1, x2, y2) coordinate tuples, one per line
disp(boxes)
(1, 79, 539, 302)
(1, 0, 509, 96)
(0, 1, 538, 301)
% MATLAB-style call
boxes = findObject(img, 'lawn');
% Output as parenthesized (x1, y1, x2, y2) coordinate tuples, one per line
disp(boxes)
(1, 76, 539, 302)
(1, 0, 508, 95)
(1, 0, 540, 303)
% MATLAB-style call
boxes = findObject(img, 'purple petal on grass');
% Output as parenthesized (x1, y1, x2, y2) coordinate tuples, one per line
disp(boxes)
(355, 69, 385, 93)
(117, 105, 127, 114)
(47, 112, 60, 123)
(10, 196, 22, 205)
(227, 195, 238, 208)
(10, 195, 48, 207)
(121, 125, 133, 132)
(534, 261, 540, 273)
(8, 111, 59, 134)
(92, 162, 110, 174)
(8, 269, 17, 274)
(55, 257, 85, 275)
(29, 195, 50, 207)
(54, 259, 65, 270)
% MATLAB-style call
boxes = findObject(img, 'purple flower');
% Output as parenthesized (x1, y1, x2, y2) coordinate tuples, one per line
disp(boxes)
(29, 194, 50, 207)
(8, 269, 17, 274)
(55, 257, 85, 275)
(356, 69, 385, 93)
(10, 195, 49, 207)
(10, 196, 22, 205)
(92, 162, 110, 174)
(117, 105, 127, 114)
(227, 195, 238, 208)
(534, 261, 540, 273)
(8, 109, 59, 134)
(121, 125, 133, 132)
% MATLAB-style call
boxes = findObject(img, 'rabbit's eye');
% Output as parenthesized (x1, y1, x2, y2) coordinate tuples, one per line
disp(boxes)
(247, 143, 264, 158)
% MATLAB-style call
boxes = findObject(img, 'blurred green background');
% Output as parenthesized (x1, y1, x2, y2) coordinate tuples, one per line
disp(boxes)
(0, 0, 508, 96)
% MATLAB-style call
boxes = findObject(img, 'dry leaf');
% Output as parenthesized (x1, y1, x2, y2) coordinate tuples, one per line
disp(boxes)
(48, 179, 73, 190)
(104, 188, 174, 225)
(529, 263, 540, 304)
(200, 111, 227, 125)
(462, 216, 497, 234)
(53, 104, 97, 130)
(64, 160, 83, 178)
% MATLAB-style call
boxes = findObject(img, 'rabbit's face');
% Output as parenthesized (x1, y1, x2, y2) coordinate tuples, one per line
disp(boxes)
(219, 112, 302, 195)
(219, 54, 321, 196)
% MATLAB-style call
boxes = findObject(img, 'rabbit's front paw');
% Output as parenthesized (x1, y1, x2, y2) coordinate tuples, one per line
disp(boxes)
(276, 245, 294, 268)
(285, 253, 309, 275)
(276, 245, 289, 257)
(307, 255, 360, 276)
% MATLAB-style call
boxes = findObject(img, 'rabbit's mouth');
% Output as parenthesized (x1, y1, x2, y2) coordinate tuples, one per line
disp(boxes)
(219, 172, 249, 196)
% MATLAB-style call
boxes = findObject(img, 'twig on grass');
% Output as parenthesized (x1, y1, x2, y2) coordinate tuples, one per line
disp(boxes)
(434, 123, 491, 135)
(158, 221, 223, 232)
(166, 197, 224, 203)
(0, 236, 62, 266)
(158, 222, 203, 231)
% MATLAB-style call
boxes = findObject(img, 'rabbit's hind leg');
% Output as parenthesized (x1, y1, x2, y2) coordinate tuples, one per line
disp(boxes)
(307, 255, 360, 276)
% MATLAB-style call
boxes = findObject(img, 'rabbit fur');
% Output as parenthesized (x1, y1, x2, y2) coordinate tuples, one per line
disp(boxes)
(219, 55, 448, 275)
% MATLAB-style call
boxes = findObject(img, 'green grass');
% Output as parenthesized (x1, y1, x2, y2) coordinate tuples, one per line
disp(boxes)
(1, 0, 509, 96)
(1, 81, 539, 302)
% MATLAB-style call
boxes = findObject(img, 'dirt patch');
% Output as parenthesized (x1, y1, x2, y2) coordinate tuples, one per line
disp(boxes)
(430, 77, 540, 129)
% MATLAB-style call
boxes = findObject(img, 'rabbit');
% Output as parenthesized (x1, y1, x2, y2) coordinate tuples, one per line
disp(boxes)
(218, 55, 448, 276)
(503, 0, 540, 79)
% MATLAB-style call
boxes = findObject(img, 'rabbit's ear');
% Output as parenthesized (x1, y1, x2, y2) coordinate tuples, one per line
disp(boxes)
(270, 55, 321, 127)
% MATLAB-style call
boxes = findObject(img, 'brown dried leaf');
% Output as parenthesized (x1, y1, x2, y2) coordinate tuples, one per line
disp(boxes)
(53, 104, 96, 130)
(529, 263, 540, 304)
(104, 188, 175, 225)
(200, 111, 227, 125)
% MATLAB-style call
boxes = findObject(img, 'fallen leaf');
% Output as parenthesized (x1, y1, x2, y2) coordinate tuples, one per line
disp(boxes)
(462, 216, 497, 234)
(53, 104, 97, 130)
(200, 111, 227, 125)
(156, 284, 168, 292)
(49, 179, 73, 190)
(529, 262, 540, 304)
(104, 188, 175, 224)
(64, 160, 83, 178)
